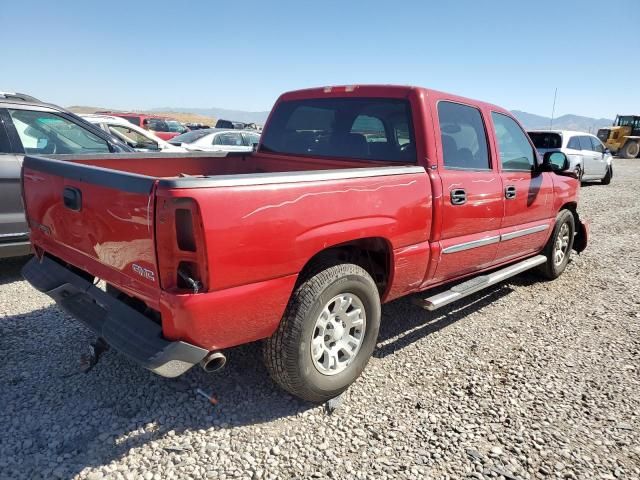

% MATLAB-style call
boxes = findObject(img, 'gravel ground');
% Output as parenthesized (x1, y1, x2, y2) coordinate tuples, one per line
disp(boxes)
(1, 159, 639, 480)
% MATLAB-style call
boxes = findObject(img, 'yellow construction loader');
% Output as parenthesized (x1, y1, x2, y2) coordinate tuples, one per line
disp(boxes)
(597, 115, 640, 158)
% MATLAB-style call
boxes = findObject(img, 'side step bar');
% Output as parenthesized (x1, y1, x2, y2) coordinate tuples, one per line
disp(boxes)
(415, 255, 547, 311)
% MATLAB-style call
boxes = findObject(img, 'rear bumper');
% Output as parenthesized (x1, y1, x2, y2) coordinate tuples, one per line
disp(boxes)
(22, 256, 208, 377)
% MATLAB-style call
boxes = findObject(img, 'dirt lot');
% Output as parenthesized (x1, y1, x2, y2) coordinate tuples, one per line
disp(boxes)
(1, 159, 639, 480)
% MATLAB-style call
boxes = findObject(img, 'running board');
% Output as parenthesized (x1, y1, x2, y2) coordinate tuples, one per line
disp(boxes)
(415, 255, 547, 311)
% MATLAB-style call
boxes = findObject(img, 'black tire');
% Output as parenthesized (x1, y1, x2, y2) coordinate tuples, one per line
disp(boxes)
(620, 141, 639, 159)
(575, 165, 583, 183)
(601, 165, 612, 185)
(264, 263, 381, 403)
(537, 210, 575, 280)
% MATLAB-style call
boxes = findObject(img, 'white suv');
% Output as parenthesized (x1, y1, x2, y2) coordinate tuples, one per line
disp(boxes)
(528, 130, 613, 184)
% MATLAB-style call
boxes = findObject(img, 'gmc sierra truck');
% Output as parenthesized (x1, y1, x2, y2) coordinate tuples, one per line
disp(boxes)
(21, 85, 588, 403)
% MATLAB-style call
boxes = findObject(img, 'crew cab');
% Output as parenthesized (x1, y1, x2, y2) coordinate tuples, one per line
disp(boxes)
(21, 85, 588, 403)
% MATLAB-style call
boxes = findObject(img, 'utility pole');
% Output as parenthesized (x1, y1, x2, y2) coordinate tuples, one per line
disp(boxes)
(549, 88, 558, 130)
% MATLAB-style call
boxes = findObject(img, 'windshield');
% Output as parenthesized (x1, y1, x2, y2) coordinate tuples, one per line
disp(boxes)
(260, 97, 416, 162)
(616, 116, 635, 127)
(170, 129, 213, 144)
(528, 132, 562, 149)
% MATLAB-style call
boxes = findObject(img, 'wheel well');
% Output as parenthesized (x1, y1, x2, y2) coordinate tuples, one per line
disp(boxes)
(297, 238, 391, 296)
(560, 201, 580, 227)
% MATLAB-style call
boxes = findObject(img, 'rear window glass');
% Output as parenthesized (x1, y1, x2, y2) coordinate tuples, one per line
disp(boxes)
(528, 132, 562, 149)
(260, 97, 416, 163)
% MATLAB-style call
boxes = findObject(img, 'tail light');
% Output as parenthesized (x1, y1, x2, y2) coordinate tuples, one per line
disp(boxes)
(155, 196, 209, 293)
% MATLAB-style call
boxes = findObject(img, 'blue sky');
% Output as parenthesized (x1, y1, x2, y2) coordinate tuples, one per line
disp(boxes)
(1, 0, 636, 118)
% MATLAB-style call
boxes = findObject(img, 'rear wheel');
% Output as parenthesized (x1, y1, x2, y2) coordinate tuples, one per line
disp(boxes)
(537, 210, 575, 280)
(601, 165, 613, 185)
(620, 141, 639, 159)
(574, 165, 583, 183)
(264, 263, 380, 403)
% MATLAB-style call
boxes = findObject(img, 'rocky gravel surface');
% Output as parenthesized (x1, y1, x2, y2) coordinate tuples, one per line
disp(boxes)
(1, 159, 639, 480)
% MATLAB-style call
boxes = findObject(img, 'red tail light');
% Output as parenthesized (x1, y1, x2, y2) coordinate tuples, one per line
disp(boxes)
(155, 196, 209, 293)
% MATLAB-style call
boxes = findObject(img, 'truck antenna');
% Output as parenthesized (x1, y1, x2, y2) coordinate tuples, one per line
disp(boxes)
(549, 88, 558, 130)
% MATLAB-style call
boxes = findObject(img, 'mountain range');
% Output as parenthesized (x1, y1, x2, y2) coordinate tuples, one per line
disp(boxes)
(150, 107, 271, 125)
(511, 110, 613, 133)
(72, 105, 614, 133)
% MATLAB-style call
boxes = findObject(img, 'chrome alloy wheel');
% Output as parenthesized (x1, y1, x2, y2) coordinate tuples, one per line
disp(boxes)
(554, 223, 570, 266)
(311, 293, 366, 376)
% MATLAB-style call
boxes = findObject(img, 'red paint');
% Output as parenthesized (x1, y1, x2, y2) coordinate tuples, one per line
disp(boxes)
(23, 85, 584, 352)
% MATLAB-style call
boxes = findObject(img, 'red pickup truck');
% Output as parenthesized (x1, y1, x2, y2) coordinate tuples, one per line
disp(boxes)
(22, 85, 587, 402)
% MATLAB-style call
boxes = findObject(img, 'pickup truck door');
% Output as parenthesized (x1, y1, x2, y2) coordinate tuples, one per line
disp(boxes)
(430, 100, 504, 283)
(0, 110, 28, 243)
(490, 112, 554, 263)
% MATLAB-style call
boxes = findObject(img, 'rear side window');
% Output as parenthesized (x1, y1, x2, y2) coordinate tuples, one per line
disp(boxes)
(578, 136, 592, 151)
(528, 132, 562, 149)
(215, 132, 243, 146)
(491, 112, 535, 171)
(437, 101, 490, 170)
(567, 136, 581, 150)
(260, 97, 416, 163)
(8, 109, 110, 155)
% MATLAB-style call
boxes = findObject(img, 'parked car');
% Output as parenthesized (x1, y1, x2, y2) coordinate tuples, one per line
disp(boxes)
(528, 130, 613, 184)
(0, 92, 133, 259)
(97, 111, 188, 141)
(168, 128, 260, 152)
(21, 85, 587, 403)
(81, 114, 186, 152)
(185, 122, 211, 130)
(214, 119, 248, 129)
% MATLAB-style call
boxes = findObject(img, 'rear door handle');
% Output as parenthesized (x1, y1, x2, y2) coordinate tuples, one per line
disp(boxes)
(450, 188, 467, 205)
(505, 185, 517, 200)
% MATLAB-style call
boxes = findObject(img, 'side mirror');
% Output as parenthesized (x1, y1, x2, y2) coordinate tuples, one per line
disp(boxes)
(543, 151, 570, 171)
(604, 148, 611, 155)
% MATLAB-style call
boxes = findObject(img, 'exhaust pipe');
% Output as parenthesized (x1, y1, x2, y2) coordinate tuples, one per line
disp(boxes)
(200, 351, 227, 373)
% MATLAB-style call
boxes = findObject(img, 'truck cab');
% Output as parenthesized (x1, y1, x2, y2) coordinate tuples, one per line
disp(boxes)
(597, 115, 640, 158)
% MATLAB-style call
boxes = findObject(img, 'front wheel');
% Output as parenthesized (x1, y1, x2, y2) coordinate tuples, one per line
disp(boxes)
(601, 165, 612, 185)
(264, 263, 381, 403)
(620, 141, 639, 159)
(537, 210, 575, 280)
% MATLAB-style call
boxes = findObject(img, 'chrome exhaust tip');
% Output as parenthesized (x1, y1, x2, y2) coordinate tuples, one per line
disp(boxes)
(200, 351, 227, 373)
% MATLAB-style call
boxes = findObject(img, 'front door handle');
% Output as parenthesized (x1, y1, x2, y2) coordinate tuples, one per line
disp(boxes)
(505, 185, 517, 200)
(450, 188, 467, 205)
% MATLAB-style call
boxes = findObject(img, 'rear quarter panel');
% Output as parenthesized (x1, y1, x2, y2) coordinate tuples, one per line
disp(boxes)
(158, 170, 432, 349)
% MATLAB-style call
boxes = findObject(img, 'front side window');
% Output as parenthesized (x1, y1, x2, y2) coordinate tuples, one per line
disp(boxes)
(122, 115, 141, 126)
(589, 136, 604, 153)
(438, 101, 490, 170)
(243, 133, 260, 146)
(491, 112, 535, 171)
(260, 97, 416, 162)
(8, 109, 110, 154)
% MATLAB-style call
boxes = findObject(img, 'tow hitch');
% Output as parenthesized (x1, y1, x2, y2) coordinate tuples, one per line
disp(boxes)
(80, 338, 110, 373)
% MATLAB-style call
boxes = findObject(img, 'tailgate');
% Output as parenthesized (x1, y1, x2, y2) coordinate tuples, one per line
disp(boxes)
(22, 155, 161, 306)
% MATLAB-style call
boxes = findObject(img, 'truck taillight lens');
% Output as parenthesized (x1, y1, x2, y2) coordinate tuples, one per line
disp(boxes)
(155, 197, 209, 293)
